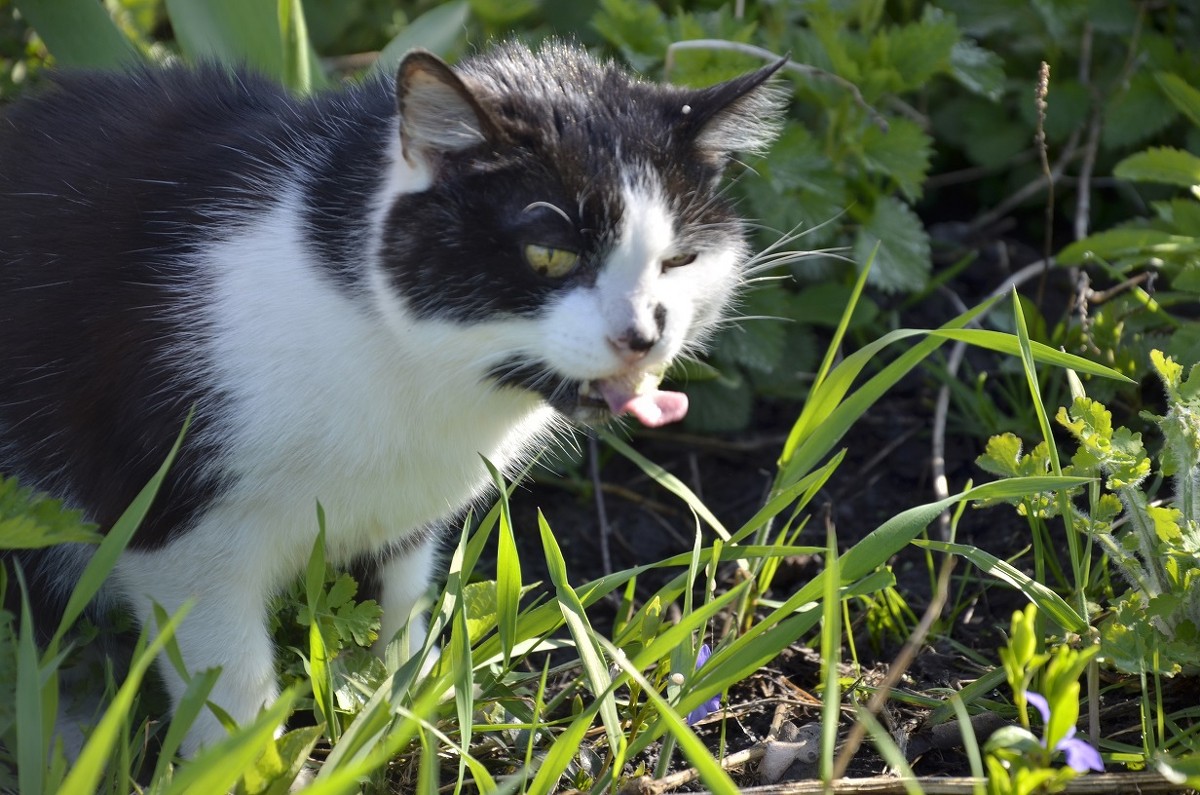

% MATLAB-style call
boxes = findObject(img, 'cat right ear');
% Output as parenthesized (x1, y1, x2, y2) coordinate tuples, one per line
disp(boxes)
(396, 50, 500, 168)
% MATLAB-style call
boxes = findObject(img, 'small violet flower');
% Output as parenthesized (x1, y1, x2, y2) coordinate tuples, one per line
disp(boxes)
(1025, 691, 1104, 773)
(684, 644, 722, 726)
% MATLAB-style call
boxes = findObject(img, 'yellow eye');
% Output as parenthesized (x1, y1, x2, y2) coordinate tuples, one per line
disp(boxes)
(524, 244, 580, 278)
(662, 252, 697, 270)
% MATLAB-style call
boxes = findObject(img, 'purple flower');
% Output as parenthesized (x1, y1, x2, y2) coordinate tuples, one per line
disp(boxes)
(685, 643, 721, 726)
(1025, 691, 1104, 773)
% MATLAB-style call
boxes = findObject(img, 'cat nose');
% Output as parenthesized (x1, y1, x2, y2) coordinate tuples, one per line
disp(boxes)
(609, 328, 659, 360)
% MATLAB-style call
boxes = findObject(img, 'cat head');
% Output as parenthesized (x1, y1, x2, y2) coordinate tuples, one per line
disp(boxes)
(377, 41, 785, 427)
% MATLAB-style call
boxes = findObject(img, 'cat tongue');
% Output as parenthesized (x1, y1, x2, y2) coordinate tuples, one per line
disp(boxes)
(595, 379, 689, 427)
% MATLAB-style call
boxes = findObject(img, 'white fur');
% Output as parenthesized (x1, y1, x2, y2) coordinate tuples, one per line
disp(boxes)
(108, 153, 741, 754)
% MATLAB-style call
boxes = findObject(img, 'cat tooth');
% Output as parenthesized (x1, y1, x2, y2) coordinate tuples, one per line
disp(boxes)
(634, 370, 663, 395)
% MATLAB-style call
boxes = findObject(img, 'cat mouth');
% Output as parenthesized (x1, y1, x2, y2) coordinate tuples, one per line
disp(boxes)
(577, 371, 688, 428)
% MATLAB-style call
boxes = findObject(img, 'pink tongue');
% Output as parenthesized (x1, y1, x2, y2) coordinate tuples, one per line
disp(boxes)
(596, 381, 689, 427)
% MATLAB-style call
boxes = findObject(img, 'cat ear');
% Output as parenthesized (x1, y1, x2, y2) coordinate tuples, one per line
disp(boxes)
(680, 55, 789, 163)
(396, 50, 500, 168)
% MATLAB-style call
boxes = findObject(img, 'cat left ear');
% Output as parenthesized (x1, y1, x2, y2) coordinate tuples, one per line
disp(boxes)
(396, 50, 501, 168)
(680, 55, 789, 163)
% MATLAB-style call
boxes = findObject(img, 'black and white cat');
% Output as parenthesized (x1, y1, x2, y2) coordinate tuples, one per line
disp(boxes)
(0, 41, 783, 755)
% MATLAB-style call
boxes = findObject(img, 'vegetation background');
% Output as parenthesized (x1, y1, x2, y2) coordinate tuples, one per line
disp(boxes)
(1, 0, 1199, 793)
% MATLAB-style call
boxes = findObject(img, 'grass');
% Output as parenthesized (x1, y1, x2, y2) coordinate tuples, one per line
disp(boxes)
(7, 291, 1200, 794)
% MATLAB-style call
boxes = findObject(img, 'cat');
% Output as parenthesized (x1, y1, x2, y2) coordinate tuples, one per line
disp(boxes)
(0, 40, 784, 757)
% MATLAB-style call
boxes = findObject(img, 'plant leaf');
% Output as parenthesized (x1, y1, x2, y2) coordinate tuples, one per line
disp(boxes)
(854, 196, 931, 293)
(13, 0, 140, 68)
(1114, 147, 1200, 189)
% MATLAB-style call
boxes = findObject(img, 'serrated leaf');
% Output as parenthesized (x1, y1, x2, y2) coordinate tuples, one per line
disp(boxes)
(1115, 147, 1200, 189)
(948, 38, 1005, 100)
(881, 6, 959, 91)
(1057, 226, 1198, 265)
(976, 434, 1024, 478)
(0, 476, 100, 550)
(721, 319, 787, 373)
(860, 116, 933, 201)
(748, 125, 847, 245)
(1151, 198, 1200, 235)
(682, 371, 754, 433)
(1156, 72, 1200, 130)
(1104, 72, 1181, 150)
(325, 572, 357, 610)
(335, 599, 381, 647)
(462, 580, 498, 643)
(853, 196, 931, 293)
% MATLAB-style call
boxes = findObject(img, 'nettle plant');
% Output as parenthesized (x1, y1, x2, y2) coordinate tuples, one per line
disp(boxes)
(978, 350, 1200, 675)
(1057, 71, 1200, 386)
(593, 0, 1001, 430)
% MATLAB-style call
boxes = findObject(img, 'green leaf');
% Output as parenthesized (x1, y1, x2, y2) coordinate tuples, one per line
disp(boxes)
(1104, 72, 1181, 150)
(915, 540, 1088, 633)
(948, 38, 1005, 101)
(0, 476, 100, 550)
(1155, 72, 1200, 130)
(860, 116, 933, 201)
(165, 0, 326, 90)
(1057, 226, 1200, 265)
(468, 0, 535, 25)
(976, 433, 1026, 478)
(854, 196, 931, 293)
(13, 0, 141, 68)
(721, 318, 787, 374)
(1114, 147, 1200, 189)
(372, 1, 470, 78)
(881, 6, 959, 91)
(52, 414, 190, 650)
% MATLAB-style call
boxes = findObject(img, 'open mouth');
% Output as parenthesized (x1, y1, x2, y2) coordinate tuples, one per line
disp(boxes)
(578, 370, 688, 428)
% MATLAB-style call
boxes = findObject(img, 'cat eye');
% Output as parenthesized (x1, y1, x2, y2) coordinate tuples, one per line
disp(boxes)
(524, 244, 580, 278)
(661, 252, 698, 270)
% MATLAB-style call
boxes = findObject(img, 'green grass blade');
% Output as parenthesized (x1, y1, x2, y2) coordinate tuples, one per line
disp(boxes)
(605, 639, 741, 795)
(277, 0, 317, 93)
(59, 605, 192, 795)
(151, 667, 222, 784)
(15, 571, 45, 795)
(814, 242, 877, 393)
(14, 0, 141, 68)
(928, 328, 1132, 382)
(854, 707, 923, 795)
(165, 0, 325, 89)
(599, 430, 730, 540)
(450, 575, 475, 794)
(51, 414, 190, 651)
(161, 689, 298, 795)
(304, 508, 338, 742)
(780, 300, 998, 486)
(372, 0, 470, 77)
(538, 511, 626, 770)
(914, 539, 1087, 632)
(819, 523, 841, 784)
(733, 451, 844, 544)
(486, 460, 521, 667)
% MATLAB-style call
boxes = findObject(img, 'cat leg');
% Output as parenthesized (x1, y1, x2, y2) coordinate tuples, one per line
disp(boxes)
(365, 538, 438, 665)
(112, 533, 282, 757)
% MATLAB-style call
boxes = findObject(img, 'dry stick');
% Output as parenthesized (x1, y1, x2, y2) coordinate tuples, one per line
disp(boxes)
(622, 745, 767, 795)
(589, 432, 614, 576)
(830, 553, 957, 780)
(695, 771, 1188, 794)
(663, 40, 890, 132)
(931, 258, 1056, 540)
(1034, 62, 1054, 308)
